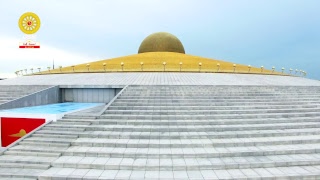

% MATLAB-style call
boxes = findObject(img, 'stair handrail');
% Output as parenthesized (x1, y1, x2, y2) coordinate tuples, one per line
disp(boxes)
(96, 85, 129, 116)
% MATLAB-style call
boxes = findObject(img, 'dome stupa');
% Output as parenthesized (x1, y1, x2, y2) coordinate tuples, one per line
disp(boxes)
(34, 31, 285, 75)
(138, 32, 185, 54)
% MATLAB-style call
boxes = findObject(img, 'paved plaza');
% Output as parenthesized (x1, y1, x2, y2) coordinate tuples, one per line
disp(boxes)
(0, 73, 319, 86)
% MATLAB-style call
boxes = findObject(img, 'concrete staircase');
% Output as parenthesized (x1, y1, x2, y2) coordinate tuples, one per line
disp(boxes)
(0, 115, 98, 179)
(2, 85, 320, 179)
(0, 85, 50, 105)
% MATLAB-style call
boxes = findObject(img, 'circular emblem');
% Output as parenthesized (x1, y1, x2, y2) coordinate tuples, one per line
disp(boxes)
(18, 12, 41, 34)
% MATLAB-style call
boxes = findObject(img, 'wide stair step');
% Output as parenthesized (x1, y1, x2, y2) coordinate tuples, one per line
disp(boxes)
(52, 153, 320, 170)
(85, 122, 320, 132)
(0, 162, 50, 169)
(10, 145, 68, 154)
(100, 112, 320, 120)
(80, 128, 320, 139)
(0, 168, 44, 179)
(62, 143, 320, 158)
(0, 155, 57, 165)
(108, 104, 320, 110)
(91, 117, 320, 126)
(112, 100, 320, 106)
(38, 166, 320, 179)
(72, 135, 320, 148)
(104, 108, 320, 115)
(4, 151, 61, 157)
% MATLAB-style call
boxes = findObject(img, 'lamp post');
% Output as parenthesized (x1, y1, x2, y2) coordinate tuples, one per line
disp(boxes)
(121, 62, 124, 71)
(272, 66, 275, 74)
(103, 63, 106, 72)
(217, 63, 220, 72)
(47, 67, 51, 73)
(233, 64, 236, 72)
(261, 66, 264, 73)
(163, 62, 166, 71)
(86, 64, 90, 72)
(281, 67, 285, 74)
(140, 62, 144, 71)
(30, 68, 33, 74)
(199, 62, 202, 72)
(179, 62, 182, 72)
(248, 65, 251, 72)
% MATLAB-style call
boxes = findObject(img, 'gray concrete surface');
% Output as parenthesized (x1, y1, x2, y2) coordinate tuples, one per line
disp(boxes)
(1, 85, 320, 179)
(0, 86, 60, 110)
(0, 73, 319, 86)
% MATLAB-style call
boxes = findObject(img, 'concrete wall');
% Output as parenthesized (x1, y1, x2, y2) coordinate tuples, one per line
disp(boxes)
(0, 85, 50, 92)
(0, 86, 60, 110)
(62, 88, 122, 103)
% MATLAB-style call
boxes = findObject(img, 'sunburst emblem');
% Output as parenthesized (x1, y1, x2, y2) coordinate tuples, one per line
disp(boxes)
(18, 12, 41, 34)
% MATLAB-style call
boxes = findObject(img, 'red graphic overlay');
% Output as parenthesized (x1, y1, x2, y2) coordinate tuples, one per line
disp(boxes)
(1, 117, 45, 147)
(19, 45, 40, 48)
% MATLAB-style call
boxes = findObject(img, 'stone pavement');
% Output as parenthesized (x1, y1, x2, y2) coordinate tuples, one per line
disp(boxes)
(0, 73, 319, 86)
(1, 85, 320, 179)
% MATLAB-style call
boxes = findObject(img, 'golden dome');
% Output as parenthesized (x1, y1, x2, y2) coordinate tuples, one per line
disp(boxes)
(35, 32, 284, 76)
(41, 52, 283, 76)
(138, 32, 185, 54)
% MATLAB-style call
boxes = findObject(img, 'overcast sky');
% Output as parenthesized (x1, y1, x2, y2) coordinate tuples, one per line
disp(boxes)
(1, 0, 319, 79)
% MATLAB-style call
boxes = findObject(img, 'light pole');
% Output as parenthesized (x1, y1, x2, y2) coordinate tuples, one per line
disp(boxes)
(233, 64, 236, 72)
(179, 62, 182, 72)
(163, 62, 166, 71)
(86, 64, 90, 72)
(121, 62, 124, 71)
(272, 66, 275, 74)
(140, 62, 144, 71)
(261, 66, 264, 73)
(199, 62, 202, 72)
(248, 65, 251, 72)
(217, 63, 220, 72)
(103, 63, 106, 72)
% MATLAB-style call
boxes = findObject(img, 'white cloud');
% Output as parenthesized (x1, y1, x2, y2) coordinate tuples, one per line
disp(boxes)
(0, 36, 96, 78)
